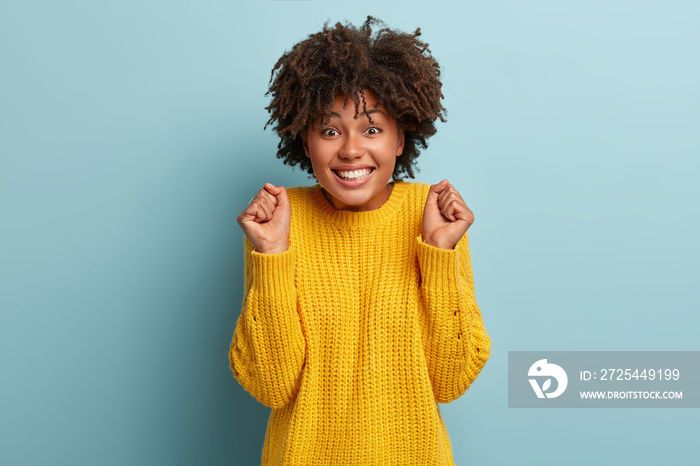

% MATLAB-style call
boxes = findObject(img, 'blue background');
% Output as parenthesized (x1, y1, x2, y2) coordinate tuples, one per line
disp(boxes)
(1, 1, 698, 465)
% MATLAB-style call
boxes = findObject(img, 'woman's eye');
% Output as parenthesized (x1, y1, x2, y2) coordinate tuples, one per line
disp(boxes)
(321, 129, 337, 137)
(366, 127, 381, 135)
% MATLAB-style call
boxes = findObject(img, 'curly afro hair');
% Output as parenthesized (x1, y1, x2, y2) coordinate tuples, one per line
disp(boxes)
(263, 15, 447, 181)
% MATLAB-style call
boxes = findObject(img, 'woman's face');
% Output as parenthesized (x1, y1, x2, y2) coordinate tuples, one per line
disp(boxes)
(302, 89, 405, 212)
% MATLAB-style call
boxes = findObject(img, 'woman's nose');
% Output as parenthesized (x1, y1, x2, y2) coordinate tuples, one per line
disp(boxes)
(338, 134, 363, 160)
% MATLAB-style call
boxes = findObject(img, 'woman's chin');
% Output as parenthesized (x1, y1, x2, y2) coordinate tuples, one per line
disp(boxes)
(324, 184, 390, 212)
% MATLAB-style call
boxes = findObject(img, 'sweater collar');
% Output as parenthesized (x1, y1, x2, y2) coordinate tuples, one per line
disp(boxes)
(309, 181, 409, 229)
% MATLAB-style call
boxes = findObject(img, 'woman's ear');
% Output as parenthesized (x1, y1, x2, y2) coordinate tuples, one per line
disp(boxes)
(396, 129, 405, 157)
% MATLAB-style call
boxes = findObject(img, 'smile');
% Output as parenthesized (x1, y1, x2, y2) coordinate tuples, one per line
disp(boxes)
(334, 168, 373, 180)
(332, 168, 375, 186)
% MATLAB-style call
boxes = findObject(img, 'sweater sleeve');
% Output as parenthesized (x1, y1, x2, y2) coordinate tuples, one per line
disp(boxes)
(416, 231, 491, 403)
(229, 237, 307, 409)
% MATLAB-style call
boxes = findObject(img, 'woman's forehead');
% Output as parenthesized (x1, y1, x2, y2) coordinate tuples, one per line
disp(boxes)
(314, 90, 388, 119)
(334, 88, 381, 106)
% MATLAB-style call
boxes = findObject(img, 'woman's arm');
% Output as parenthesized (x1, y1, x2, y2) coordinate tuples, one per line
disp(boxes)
(229, 237, 307, 409)
(416, 231, 491, 404)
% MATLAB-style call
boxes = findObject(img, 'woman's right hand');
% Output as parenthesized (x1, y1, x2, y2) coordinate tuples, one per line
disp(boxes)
(237, 183, 291, 254)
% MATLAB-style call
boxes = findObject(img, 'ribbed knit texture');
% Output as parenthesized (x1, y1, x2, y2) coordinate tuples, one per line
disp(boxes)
(229, 181, 491, 465)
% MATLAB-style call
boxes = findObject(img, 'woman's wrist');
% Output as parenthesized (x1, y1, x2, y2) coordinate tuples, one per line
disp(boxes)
(257, 240, 290, 255)
(422, 234, 456, 250)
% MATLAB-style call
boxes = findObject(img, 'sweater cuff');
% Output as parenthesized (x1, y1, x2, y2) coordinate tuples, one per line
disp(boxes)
(416, 235, 461, 292)
(250, 246, 296, 297)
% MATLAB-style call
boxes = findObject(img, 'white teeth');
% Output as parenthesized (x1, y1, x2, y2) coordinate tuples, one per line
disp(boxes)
(335, 168, 373, 180)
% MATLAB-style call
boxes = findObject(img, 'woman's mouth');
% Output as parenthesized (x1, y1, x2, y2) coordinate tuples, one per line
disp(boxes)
(332, 168, 375, 187)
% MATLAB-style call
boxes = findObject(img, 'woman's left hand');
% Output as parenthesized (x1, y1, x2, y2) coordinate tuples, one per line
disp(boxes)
(422, 179, 474, 250)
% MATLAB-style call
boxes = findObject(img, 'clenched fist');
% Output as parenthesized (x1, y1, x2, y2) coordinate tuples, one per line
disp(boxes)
(422, 179, 474, 250)
(237, 183, 291, 254)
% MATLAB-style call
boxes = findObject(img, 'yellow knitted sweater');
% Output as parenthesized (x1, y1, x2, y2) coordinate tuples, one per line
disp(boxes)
(229, 181, 491, 465)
